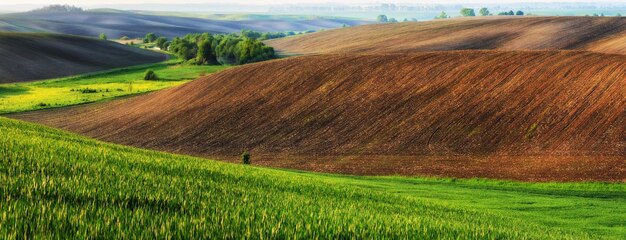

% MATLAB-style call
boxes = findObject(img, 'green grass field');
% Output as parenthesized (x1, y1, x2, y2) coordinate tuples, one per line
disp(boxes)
(0, 60, 229, 114)
(1, 116, 624, 239)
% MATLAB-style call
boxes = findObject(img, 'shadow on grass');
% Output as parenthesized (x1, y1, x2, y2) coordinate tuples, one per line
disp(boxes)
(0, 86, 29, 97)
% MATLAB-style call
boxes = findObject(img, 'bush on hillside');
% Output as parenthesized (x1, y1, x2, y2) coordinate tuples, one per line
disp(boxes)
(241, 151, 251, 165)
(144, 70, 158, 80)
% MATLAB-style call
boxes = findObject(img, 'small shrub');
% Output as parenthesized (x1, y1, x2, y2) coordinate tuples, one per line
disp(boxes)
(241, 151, 251, 165)
(81, 88, 98, 94)
(144, 70, 158, 80)
(38, 103, 48, 107)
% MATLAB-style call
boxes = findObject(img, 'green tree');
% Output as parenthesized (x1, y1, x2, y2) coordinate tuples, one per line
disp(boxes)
(196, 40, 217, 65)
(241, 151, 251, 164)
(388, 18, 398, 23)
(215, 36, 241, 65)
(155, 37, 168, 50)
(460, 8, 476, 17)
(240, 30, 262, 40)
(479, 7, 490, 16)
(169, 37, 196, 61)
(235, 38, 275, 65)
(377, 14, 388, 22)
(437, 11, 448, 19)
(143, 69, 157, 80)
(508, 10, 515, 15)
(154, 37, 167, 50)
(143, 32, 157, 43)
(99, 33, 107, 40)
(516, 10, 524, 16)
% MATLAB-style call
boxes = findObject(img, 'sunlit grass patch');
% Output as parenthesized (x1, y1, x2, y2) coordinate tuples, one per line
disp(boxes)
(0, 60, 230, 114)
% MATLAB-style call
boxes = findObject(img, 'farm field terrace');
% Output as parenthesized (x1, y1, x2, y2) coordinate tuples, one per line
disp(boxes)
(1, 117, 625, 238)
(0, 60, 229, 114)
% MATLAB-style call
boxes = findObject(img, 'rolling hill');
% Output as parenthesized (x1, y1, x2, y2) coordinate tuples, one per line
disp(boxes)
(12, 50, 625, 181)
(3, 116, 625, 238)
(0, 10, 369, 38)
(266, 16, 626, 55)
(0, 33, 164, 83)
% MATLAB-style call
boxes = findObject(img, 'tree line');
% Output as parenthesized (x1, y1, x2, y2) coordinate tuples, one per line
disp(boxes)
(377, 15, 418, 23)
(143, 32, 277, 65)
(449, 8, 526, 18)
(30, 4, 84, 12)
(377, 7, 527, 22)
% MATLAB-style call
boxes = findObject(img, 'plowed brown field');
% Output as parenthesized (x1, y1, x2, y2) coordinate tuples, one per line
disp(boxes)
(0, 33, 164, 83)
(11, 50, 626, 181)
(266, 17, 626, 55)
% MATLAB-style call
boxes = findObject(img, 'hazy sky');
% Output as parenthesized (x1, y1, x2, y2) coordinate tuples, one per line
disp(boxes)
(2, 0, 625, 5)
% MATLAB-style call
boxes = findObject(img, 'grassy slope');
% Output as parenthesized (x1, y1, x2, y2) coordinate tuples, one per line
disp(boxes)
(266, 16, 626, 55)
(1, 116, 625, 238)
(0, 59, 229, 114)
(0, 33, 165, 83)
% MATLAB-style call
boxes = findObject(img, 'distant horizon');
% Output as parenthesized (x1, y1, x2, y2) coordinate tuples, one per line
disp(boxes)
(2, 0, 626, 7)
(2, 1, 625, 15)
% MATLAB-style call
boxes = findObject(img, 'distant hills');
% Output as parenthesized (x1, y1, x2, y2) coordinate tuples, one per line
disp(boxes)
(9, 16, 626, 180)
(0, 9, 370, 38)
(0, 33, 163, 83)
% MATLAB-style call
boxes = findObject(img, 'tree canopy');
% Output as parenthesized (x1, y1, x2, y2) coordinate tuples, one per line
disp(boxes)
(479, 8, 490, 16)
(168, 32, 275, 66)
(377, 15, 389, 23)
(436, 11, 449, 19)
(143, 33, 158, 43)
(30, 4, 83, 12)
(460, 8, 476, 17)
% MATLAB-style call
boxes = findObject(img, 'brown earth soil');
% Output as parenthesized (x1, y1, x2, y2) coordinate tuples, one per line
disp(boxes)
(10, 50, 626, 181)
(214, 155, 626, 182)
(266, 16, 626, 55)
(0, 32, 164, 83)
